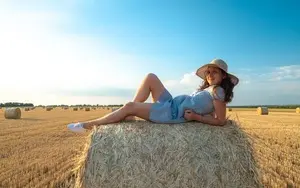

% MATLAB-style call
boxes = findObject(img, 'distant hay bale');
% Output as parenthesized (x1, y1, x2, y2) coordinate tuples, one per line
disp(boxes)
(111, 107, 120, 112)
(257, 107, 268, 115)
(30, 107, 35, 110)
(24, 107, 30, 111)
(92, 107, 96, 110)
(80, 107, 83, 110)
(74, 121, 261, 188)
(85, 108, 90, 111)
(296, 107, 300, 113)
(64, 107, 69, 110)
(46, 107, 53, 111)
(4, 108, 21, 119)
(227, 108, 232, 112)
(73, 108, 78, 111)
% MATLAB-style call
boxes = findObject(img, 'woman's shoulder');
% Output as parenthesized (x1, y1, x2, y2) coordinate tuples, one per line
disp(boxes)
(200, 85, 225, 101)
(212, 86, 225, 101)
(191, 85, 225, 101)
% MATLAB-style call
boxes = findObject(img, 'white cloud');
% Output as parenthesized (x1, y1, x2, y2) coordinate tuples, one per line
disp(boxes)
(179, 72, 201, 86)
(1, 2, 299, 106)
(269, 65, 300, 81)
(163, 72, 202, 96)
(164, 67, 300, 106)
(163, 67, 300, 105)
(235, 65, 300, 85)
(0, 3, 146, 105)
(232, 65, 300, 105)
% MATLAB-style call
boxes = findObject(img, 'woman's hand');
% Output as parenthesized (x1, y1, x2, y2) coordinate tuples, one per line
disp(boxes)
(184, 110, 198, 121)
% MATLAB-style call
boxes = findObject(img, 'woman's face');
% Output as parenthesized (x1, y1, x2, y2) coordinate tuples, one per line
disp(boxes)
(204, 66, 225, 85)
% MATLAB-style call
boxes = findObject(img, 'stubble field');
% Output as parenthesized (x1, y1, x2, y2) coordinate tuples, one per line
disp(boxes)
(0, 107, 299, 188)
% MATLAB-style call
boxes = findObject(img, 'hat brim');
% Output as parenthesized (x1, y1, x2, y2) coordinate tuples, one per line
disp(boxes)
(196, 64, 239, 86)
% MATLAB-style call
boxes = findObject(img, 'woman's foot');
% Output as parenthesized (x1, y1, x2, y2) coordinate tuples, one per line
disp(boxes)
(67, 122, 86, 133)
(124, 115, 136, 121)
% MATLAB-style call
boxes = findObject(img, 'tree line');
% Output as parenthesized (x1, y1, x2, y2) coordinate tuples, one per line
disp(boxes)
(1, 102, 298, 109)
(0, 102, 123, 108)
(228, 105, 300, 109)
(0, 102, 34, 107)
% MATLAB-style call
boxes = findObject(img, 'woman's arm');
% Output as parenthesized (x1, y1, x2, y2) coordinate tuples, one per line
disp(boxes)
(193, 113, 225, 126)
(199, 100, 226, 126)
(184, 100, 226, 126)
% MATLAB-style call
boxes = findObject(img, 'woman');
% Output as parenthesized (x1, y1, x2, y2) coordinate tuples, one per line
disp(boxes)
(67, 58, 239, 133)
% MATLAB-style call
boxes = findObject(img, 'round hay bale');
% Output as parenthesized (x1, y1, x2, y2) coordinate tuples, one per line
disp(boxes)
(74, 122, 261, 188)
(64, 107, 69, 110)
(227, 108, 232, 112)
(24, 107, 30, 111)
(80, 107, 83, 110)
(296, 107, 300, 113)
(4, 108, 21, 119)
(85, 107, 90, 111)
(257, 107, 268, 115)
(46, 107, 53, 111)
(111, 107, 120, 112)
(73, 107, 78, 111)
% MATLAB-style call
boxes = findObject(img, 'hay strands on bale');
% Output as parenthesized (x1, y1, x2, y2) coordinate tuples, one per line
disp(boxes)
(73, 121, 262, 188)
(4, 108, 22, 119)
(257, 107, 268, 115)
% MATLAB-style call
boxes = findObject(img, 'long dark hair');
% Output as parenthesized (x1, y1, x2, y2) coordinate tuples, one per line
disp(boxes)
(198, 69, 234, 103)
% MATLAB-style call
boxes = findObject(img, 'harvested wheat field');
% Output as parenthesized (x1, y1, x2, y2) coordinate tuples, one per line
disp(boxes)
(0, 107, 110, 188)
(228, 110, 300, 187)
(0, 108, 299, 187)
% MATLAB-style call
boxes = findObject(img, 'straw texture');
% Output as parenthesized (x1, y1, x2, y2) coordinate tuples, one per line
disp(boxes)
(74, 121, 261, 188)
(4, 108, 21, 119)
(46, 107, 53, 111)
(257, 107, 268, 115)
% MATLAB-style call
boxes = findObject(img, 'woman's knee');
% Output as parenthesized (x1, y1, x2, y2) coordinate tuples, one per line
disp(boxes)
(146, 73, 158, 81)
(123, 102, 135, 113)
(124, 102, 152, 120)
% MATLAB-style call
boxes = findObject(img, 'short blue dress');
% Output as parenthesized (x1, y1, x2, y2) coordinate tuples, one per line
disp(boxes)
(149, 85, 225, 123)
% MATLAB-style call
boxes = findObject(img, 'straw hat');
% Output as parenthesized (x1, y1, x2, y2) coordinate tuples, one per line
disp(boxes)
(196, 59, 239, 86)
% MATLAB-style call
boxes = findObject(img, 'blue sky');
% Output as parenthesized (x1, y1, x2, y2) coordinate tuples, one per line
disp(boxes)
(0, 0, 299, 105)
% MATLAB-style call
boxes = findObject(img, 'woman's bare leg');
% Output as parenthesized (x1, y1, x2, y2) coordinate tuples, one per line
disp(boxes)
(82, 102, 153, 129)
(125, 73, 166, 120)
(132, 73, 166, 102)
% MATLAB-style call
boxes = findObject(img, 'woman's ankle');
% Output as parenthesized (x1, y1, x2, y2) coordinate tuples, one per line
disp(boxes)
(83, 122, 93, 130)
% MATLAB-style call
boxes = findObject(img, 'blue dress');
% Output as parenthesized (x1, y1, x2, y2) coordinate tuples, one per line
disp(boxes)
(149, 85, 225, 123)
